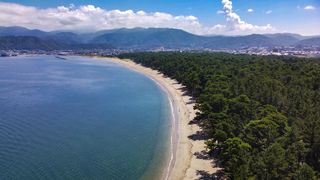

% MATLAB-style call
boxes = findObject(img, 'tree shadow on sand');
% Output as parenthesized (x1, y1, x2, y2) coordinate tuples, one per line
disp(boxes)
(196, 169, 224, 180)
(194, 150, 211, 160)
(188, 130, 208, 141)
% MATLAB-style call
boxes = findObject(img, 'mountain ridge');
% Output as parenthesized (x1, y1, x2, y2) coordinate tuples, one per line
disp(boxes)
(0, 26, 319, 50)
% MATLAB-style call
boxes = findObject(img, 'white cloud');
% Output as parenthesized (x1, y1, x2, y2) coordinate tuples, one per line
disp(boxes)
(247, 9, 254, 13)
(218, 0, 274, 34)
(265, 10, 272, 14)
(304, 5, 315, 10)
(0, 2, 203, 33)
(0, 1, 275, 35)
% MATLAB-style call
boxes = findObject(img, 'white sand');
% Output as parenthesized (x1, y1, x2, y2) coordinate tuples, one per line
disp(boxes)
(97, 57, 220, 180)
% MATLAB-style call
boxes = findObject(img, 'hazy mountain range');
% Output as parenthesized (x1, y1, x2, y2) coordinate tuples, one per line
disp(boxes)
(0, 26, 319, 51)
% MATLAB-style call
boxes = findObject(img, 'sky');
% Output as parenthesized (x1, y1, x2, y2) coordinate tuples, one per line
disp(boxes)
(0, 0, 319, 35)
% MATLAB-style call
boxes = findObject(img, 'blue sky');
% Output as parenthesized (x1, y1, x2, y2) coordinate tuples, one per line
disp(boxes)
(0, 0, 319, 35)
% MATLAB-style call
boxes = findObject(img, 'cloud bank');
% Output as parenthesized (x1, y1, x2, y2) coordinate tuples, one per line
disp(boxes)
(0, 1, 275, 35)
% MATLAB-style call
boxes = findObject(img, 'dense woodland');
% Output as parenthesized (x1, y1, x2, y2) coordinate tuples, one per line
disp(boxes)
(118, 52, 320, 179)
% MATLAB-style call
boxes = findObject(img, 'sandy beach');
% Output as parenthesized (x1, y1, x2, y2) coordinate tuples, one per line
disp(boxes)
(96, 57, 219, 180)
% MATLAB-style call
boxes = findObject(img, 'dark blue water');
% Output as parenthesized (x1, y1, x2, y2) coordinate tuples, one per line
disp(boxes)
(0, 56, 171, 179)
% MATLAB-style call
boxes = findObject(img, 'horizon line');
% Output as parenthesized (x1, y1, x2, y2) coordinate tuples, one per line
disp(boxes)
(1, 25, 320, 37)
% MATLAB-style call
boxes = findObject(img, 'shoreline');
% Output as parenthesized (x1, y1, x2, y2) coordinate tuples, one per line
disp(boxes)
(95, 56, 219, 179)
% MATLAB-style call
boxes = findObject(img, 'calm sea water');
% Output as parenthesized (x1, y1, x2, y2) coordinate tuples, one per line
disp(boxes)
(0, 55, 171, 179)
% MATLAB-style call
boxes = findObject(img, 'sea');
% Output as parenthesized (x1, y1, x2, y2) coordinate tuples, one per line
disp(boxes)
(0, 55, 171, 180)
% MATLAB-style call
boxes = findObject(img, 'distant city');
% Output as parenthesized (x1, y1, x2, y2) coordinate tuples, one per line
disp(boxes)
(2, 46, 320, 58)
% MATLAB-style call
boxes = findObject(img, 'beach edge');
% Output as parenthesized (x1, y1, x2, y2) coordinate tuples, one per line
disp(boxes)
(96, 56, 218, 180)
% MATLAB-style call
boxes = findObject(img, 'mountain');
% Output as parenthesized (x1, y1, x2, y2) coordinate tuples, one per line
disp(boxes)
(88, 28, 320, 49)
(0, 36, 67, 50)
(90, 29, 282, 49)
(263, 33, 302, 46)
(295, 37, 320, 47)
(90, 28, 205, 49)
(0, 26, 48, 37)
(0, 26, 319, 50)
(0, 36, 113, 50)
(44, 32, 82, 44)
(203, 34, 276, 49)
(0, 26, 84, 44)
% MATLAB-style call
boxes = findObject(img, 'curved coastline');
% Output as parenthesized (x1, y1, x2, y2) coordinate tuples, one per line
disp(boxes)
(94, 57, 218, 180)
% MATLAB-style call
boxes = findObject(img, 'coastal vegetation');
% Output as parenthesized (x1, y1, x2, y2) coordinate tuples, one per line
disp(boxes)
(118, 52, 320, 179)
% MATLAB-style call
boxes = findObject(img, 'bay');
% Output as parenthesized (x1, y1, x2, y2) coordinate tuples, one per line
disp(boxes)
(0, 55, 171, 180)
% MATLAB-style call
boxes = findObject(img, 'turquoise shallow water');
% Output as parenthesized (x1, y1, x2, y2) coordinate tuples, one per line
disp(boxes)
(0, 56, 171, 179)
